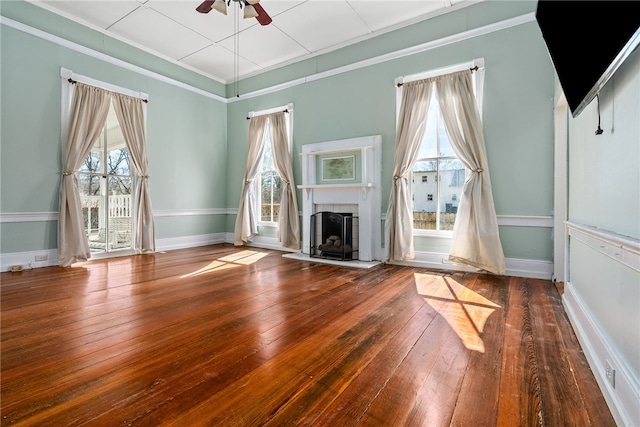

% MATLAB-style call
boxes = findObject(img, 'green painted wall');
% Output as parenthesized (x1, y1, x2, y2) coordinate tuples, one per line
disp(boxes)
(566, 46, 640, 384)
(1, 2, 228, 253)
(3, 0, 637, 413)
(225, 3, 555, 261)
(569, 47, 640, 239)
(2, 0, 555, 262)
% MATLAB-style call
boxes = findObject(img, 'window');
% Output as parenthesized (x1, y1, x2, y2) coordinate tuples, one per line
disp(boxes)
(395, 60, 483, 235)
(79, 105, 133, 253)
(259, 121, 281, 224)
(255, 110, 292, 226)
(411, 90, 465, 232)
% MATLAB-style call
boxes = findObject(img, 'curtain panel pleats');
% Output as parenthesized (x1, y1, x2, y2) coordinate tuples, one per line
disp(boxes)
(112, 93, 155, 254)
(234, 116, 268, 245)
(234, 113, 300, 250)
(436, 71, 505, 275)
(58, 83, 155, 267)
(386, 70, 506, 275)
(269, 112, 300, 250)
(385, 80, 432, 261)
(59, 83, 112, 267)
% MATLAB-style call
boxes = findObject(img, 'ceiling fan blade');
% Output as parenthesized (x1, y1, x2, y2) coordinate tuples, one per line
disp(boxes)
(253, 3, 272, 26)
(196, 0, 216, 14)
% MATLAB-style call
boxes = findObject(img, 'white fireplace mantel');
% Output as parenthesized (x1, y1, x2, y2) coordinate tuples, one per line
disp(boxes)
(298, 135, 382, 261)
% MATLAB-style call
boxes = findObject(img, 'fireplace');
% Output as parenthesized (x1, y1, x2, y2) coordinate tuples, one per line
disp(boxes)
(310, 212, 359, 261)
(297, 135, 382, 262)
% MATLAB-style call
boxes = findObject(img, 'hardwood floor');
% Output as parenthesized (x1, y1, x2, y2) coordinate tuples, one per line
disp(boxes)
(1, 244, 615, 426)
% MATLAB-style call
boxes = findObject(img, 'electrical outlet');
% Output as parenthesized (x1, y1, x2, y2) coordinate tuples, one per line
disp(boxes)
(605, 359, 616, 388)
(11, 265, 23, 272)
(34, 254, 48, 262)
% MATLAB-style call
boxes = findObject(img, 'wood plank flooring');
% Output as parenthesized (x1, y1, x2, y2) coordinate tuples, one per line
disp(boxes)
(1, 244, 615, 426)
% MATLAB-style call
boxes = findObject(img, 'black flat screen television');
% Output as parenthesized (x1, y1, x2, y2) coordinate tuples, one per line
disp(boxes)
(535, 1, 640, 117)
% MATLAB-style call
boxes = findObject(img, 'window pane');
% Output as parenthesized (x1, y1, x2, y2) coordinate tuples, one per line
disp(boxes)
(412, 159, 437, 174)
(108, 175, 132, 215)
(260, 171, 281, 222)
(80, 178, 103, 235)
(107, 148, 130, 177)
(80, 149, 103, 174)
(108, 176, 132, 249)
(417, 97, 438, 159)
(261, 126, 274, 172)
(438, 158, 465, 230)
(80, 104, 134, 253)
(105, 106, 126, 151)
(79, 170, 101, 197)
(438, 124, 456, 157)
(412, 160, 438, 230)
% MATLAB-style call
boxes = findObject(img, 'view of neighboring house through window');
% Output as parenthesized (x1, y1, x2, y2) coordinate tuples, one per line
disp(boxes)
(412, 90, 466, 232)
(78, 105, 133, 252)
(257, 112, 291, 226)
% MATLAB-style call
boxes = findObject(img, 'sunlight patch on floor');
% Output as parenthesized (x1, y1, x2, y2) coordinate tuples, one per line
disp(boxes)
(414, 273, 501, 353)
(218, 251, 269, 265)
(181, 250, 269, 278)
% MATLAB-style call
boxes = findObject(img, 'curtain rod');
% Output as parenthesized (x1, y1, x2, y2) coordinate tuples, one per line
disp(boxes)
(246, 108, 288, 120)
(395, 66, 479, 88)
(67, 78, 149, 103)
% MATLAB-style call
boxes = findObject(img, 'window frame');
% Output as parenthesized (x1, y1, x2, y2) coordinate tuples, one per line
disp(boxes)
(395, 59, 484, 237)
(61, 68, 147, 256)
(248, 104, 293, 228)
(78, 108, 134, 253)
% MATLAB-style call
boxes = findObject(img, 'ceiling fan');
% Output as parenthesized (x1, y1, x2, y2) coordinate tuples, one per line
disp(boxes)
(196, 0, 272, 26)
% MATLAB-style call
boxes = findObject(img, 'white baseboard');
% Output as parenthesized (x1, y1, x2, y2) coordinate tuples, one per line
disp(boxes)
(391, 251, 553, 279)
(1, 241, 553, 281)
(504, 257, 554, 280)
(223, 233, 299, 253)
(1, 249, 59, 272)
(563, 281, 640, 427)
(155, 233, 227, 252)
(0, 234, 228, 272)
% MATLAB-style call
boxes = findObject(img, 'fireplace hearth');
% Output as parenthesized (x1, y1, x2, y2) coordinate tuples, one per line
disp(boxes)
(310, 212, 359, 261)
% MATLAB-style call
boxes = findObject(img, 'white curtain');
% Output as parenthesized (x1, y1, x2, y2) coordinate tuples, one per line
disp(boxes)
(234, 115, 268, 245)
(385, 80, 433, 261)
(58, 83, 111, 267)
(112, 93, 155, 254)
(436, 71, 505, 275)
(269, 112, 300, 250)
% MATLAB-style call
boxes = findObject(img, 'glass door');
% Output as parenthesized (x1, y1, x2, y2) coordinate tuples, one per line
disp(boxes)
(79, 105, 133, 254)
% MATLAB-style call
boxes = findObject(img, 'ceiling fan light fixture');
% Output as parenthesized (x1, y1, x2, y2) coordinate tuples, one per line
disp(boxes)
(211, 0, 227, 15)
(243, 4, 259, 19)
(246, 0, 260, 4)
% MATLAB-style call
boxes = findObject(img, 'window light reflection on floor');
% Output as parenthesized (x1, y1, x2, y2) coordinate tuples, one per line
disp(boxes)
(414, 273, 501, 353)
(181, 250, 269, 278)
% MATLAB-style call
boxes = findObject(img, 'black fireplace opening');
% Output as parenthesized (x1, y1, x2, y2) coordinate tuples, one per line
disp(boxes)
(310, 211, 359, 261)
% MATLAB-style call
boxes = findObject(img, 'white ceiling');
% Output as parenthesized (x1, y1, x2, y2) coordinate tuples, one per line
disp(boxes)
(29, 0, 474, 84)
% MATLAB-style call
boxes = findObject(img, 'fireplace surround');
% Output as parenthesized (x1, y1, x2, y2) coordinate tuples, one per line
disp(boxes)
(298, 135, 382, 262)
